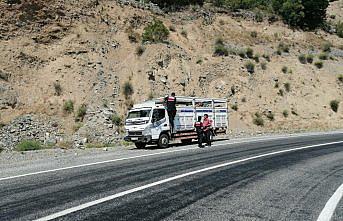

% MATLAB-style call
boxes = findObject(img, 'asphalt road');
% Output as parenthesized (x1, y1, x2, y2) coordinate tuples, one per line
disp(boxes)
(0, 133, 343, 221)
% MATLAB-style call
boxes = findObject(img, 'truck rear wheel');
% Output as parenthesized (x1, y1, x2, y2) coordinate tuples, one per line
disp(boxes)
(135, 142, 146, 149)
(157, 134, 169, 148)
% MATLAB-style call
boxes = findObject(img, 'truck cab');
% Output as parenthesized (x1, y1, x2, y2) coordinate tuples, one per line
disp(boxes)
(124, 103, 171, 149)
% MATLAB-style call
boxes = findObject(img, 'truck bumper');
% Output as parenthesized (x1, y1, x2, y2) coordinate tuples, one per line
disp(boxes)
(124, 135, 152, 143)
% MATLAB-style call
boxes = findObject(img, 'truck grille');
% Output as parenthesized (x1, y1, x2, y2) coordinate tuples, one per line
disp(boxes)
(128, 131, 143, 136)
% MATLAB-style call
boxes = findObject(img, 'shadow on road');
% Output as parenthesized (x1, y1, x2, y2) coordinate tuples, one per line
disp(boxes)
(128, 138, 230, 151)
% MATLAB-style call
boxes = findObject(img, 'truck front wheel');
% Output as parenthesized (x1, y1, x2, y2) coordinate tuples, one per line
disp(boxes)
(158, 134, 169, 148)
(135, 142, 146, 149)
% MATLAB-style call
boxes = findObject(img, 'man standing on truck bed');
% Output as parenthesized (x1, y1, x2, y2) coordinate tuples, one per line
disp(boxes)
(203, 114, 212, 146)
(165, 92, 177, 132)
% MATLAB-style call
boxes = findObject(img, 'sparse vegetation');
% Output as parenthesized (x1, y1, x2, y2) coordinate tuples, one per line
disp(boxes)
(111, 114, 122, 126)
(282, 66, 288, 73)
(318, 52, 328, 60)
(278, 89, 284, 96)
(306, 54, 314, 63)
(291, 110, 298, 116)
(180, 29, 187, 38)
(253, 112, 264, 126)
(337, 74, 343, 83)
(262, 54, 270, 62)
(253, 54, 260, 63)
(16, 140, 43, 151)
(266, 112, 274, 121)
(336, 21, 343, 38)
(261, 62, 267, 70)
(298, 54, 306, 64)
(214, 38, 228, 56)
(250, 31, 257, 38)
(196, 59, 203, 64)
(330, 100, 339, 112)
(53, 82, 62, 96)
(245, 61, 255, 73)
(278, 42, 290, 53)
(284, 82, 291, 92)
(246, 47, 254, 58)
(321, 42, 332, 52)
(314, 61, 323, 69)
(241, 97, 246, 102)
(73, 123, 83, 132)
(63, 100, 74, 114)
(123, 82, 134, 99)
(142, 19, 169, 43)
(136, 45, 145, 56)
(238, 50, 246, 58)
(283, 110, 289, 117)
(231, 104, 238, 111)
(76, 104, 87, 122)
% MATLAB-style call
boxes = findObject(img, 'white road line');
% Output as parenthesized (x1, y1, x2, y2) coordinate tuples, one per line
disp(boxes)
(34, 140, 343, 221)
(317, 183, 343, 221)
(1, 132, 342, 182)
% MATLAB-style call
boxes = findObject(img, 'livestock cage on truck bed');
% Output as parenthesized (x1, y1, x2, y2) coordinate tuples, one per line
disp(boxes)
(124, 96, 228, 148)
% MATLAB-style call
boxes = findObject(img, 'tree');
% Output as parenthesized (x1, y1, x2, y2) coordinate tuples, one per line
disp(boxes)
(149, 0, 204, 8)
(302, 0, 329, 29)
(280, 0, 304, 27)
(142, 19, 169, 43)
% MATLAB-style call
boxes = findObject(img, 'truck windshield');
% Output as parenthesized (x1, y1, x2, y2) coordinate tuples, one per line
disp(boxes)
(127, 109, 151, 119)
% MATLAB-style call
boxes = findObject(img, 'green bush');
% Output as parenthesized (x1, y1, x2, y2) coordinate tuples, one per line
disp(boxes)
(253, 113, 264, 126)
(142, 19, 169, 43)
(76, 104, 87, 122)
(53, 82, 62, 96)
(282, 66, 288, 73)
(180, 29, 187, 38)
(336, 21, 343, 38)
(246, 47, 254, 58)
(123, 82, 134, 99)
(245, 61, 255, 73)
(136, 45, 145, 56)
(266, 112, 274, 121)
(63, 100, 74, 114)
(284, 82, 291, 92)
(278, 42, 290, 53)
(337, 74, 343, 83)
(111, 114, 122, 126)
(318, 52, 328, 60)
(238, 50, 246, 58)
(283, 110, 289, 117)
(314, 61, 323, 69)
(330, 100, 339, 112)
(214, 44, 229, 56)
(261, 62, 267, 70)
(253, 54, 260, 63)
(250, 31, 257, 38)
(321, 42, 332, 52)
(306, 54, 314, 63)
(231, 104, 238, 111)
(298, 54, 306, 64)
(16, 140, 42, 151)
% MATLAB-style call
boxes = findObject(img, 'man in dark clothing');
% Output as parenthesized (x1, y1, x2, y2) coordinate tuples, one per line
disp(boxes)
(194, 116, 204, 148)
(202, 114, 212, 146)
(165, 92, 177, 132)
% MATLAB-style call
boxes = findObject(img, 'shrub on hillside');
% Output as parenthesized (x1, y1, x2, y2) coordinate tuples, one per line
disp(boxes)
(180, 29, 187, 38)
(76, 104, 87, 122)
(214, 44, 229, 56)
(136, 45, 145, 56)
(318, 52, 328, 60)
(53, 82, 62, 96)
(337, 74, 343, 83)
(278, 42, 290, 53)
(142, 19, 169, 43)
(250, 31, 257, 38)
(16, 140, 42, 151)
(306, 54, 314, 63)
(261, 62, 267, 70)
(336, 21, 343, 38)
(283, 110, 289, 117)
(321, 41, 332, 52)
(314, 61, 323, 68)
(253, 112, 264, 126)
(266, 112, 275, 121)
(284, 82, 291, 92)
(282, 66, 288, 73)
(330, 100, 339, 112)
(262, 54, 271, 62)
(245, 61, 255, 73)
(111, 114, 122, 126)
(298, 54, 306, 64)
(123, 82, 134, 99)
(246, 47, 254, 58)
(231, 104, 238, 111)
(63, 100, 74, 114)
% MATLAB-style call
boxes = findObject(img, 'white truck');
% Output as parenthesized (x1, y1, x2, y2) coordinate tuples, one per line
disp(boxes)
(124, 96, 228, 148)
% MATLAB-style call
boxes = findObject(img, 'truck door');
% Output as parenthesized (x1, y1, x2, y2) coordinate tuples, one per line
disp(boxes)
(151, 108, 169, 140)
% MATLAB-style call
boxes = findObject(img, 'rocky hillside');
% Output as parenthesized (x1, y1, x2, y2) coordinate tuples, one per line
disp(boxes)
(0, 0, 342, 149)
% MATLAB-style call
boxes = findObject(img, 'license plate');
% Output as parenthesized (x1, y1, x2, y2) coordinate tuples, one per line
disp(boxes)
(131, 137, 138, 141)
